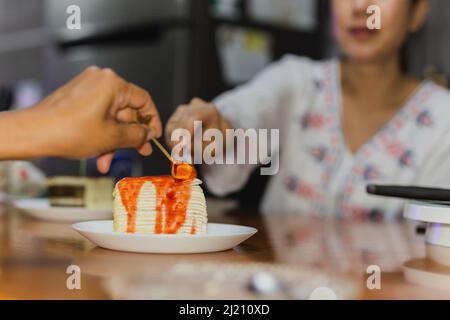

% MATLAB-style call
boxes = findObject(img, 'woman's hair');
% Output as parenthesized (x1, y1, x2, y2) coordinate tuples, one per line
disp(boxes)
(401, 0, 423, 73)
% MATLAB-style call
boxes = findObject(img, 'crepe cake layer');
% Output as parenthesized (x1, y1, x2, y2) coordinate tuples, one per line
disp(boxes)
(47, 176, 113, 209)
(113, 176, 207, 235)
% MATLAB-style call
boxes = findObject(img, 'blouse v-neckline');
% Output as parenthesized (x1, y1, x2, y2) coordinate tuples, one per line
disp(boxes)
(332, 60, 429, 160)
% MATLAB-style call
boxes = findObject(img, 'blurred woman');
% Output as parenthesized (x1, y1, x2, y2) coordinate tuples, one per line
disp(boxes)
(166, 0, 450, 220)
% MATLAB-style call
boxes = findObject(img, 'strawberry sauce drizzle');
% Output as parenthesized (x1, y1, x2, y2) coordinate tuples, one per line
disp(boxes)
(117, 176, 195, 234)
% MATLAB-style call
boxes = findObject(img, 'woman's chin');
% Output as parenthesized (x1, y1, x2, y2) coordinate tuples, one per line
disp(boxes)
(342, 51, 390, 65)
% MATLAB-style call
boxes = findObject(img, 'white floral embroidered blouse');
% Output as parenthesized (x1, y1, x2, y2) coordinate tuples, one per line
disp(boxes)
(202, 56, 450, 221)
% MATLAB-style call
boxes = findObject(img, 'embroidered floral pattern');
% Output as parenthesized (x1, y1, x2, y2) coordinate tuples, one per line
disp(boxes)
(284, 175, 323, 202)
(310, 146, 328, 163)
(287, 60, 436, 221)
(416, 110, 433, 127)
(301, 112, 325, 129)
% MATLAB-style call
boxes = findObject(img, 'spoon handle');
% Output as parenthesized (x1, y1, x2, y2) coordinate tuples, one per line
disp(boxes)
(151, 138, 173, 162)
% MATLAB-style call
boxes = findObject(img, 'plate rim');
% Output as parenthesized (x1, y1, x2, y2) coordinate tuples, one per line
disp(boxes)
(14, 198, 112, 214)
(14, 197, 49, 207)
(72, 220, 258, 238)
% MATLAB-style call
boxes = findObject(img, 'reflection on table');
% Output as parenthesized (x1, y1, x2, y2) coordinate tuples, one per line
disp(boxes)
(1, 200, 450, 299)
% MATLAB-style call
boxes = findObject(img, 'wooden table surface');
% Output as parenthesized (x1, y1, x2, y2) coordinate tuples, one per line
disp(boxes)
(0, 199, 449, 300)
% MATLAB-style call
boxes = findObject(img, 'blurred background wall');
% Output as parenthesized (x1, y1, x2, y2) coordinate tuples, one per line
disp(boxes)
(0, 0, 448, 207)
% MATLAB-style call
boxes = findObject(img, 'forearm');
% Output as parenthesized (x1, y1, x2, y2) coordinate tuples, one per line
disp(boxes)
(200, 109, 257, 196)
(0, 108, 52, 160)
(218, 112, 233, 140)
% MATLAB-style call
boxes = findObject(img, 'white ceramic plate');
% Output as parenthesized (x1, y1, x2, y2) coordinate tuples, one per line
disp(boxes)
(72, 220, 257, 254)
(14, 198, 112, 222)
